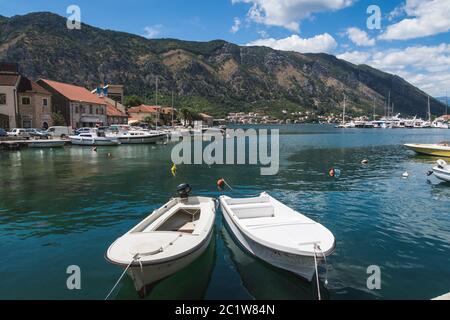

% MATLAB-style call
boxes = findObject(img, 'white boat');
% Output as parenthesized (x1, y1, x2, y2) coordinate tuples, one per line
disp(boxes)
(219, 192, 335, 281)
(431, 160, 450, 182)
(28, 140, 65, 148)
(69, 131, 120, 146)
(107, 128, 167, 144)
(106, 185, 216, 297)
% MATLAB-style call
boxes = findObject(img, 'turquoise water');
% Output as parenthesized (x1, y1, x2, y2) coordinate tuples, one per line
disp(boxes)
(1, 125, 450, 300)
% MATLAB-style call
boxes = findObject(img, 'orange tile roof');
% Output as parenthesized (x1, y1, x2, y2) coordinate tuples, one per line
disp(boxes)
(128, 104, 161, 114)
(106, 104, 128, 117)
(39, 79, 106, 105)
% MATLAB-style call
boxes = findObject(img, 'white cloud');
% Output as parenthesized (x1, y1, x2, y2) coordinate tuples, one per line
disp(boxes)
(246, 33, 337, 53)
(337, 44, 450, 96)
(143, 24, 163, 39)
(346, 27, 375, 46)
(232, 0, 354, 32)
(337, 51, 371, 64)
(379, 0, 450, 40)
(230, 17, 241, 33)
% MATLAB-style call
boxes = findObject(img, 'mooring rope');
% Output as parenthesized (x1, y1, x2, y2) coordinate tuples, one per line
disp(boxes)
(313, 245, 321, 301)
(316, 244, 329, 287)
(104, 254, 140, 300)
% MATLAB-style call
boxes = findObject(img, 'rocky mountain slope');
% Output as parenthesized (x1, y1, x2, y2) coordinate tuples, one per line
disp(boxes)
(0, 12, 443, 118)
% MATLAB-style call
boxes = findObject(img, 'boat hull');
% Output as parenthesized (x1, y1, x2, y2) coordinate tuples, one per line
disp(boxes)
(28, 140, 65, 148)
(117, 134, 166, 144)
(405, 144, 450, 157)
(124, 229, 213, 295)
(70, 138, 119, 146)
(433, 168, 450, 182)
(221, 203, 317, 281)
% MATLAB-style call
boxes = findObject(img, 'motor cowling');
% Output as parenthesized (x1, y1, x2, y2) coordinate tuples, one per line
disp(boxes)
(176, 183, 192, 198)
(437, 159, 447, 169)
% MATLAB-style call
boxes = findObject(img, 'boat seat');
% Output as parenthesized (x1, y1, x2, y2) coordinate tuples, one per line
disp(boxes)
(226, 196, 270, 206)
(178, 221, 196, 233)
(229, 203, 274, 219)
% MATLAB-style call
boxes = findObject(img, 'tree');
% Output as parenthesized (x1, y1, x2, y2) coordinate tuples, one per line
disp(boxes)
(51, 112, 67, 126)
(124, 95, 143, 108)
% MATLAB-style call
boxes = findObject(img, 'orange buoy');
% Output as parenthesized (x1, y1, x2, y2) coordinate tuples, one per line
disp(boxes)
(217, 178, 225, 189)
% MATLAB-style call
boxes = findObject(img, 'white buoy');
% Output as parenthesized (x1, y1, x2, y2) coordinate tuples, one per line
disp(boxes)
(402, 172, 409, 178)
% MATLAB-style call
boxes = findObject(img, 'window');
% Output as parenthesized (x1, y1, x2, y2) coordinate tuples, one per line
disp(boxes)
(100, 108, 104, 115)
(43, 98, 48, 106)
(75, 106, 79, 114)
(89, 105, 93, 114)
(0, 94, 6, 105)
(96, 108, 99, 115)
(22, 97, 31, 105)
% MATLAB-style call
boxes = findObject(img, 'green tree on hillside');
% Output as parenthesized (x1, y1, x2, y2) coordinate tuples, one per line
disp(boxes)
(124, 95, 143, 108)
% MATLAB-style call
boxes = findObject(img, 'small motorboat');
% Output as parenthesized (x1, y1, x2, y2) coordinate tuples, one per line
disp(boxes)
(28, 140, 65, 148)
(219, 192, 335, 281)
(106, 184, 216, 297)
(69, 131, 120, 146)
(430, 159, 450, 182)
(404, 143, 450, 157)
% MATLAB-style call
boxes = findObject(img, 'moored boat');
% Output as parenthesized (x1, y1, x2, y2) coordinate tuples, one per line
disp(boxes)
(219, 192, 335, 281)
(431, 160, 450, 182)
(107, 128, 167, 144)
(404, 143, 450, 157)
(28, 140, 65, 148)
(106, 184, 216, 297)
(69, 131, 120, 146)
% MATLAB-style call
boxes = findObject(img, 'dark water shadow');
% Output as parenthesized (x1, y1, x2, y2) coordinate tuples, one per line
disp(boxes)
(220, 225, 329, 300)
(115, 232, 216, 300)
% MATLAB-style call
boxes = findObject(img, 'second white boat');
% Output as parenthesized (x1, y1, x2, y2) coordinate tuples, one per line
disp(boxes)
(219, 192, 335, 281)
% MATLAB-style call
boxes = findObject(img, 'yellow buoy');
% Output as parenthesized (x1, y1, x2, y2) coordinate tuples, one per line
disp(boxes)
(171, 164, 177, 176)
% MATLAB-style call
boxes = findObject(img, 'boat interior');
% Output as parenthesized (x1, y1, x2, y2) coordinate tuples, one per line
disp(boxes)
(225, 196, 275, 220)
(148, 208, 201, 234)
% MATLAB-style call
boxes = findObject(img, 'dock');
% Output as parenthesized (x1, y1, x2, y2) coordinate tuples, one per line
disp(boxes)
(0, 139, 67, 150)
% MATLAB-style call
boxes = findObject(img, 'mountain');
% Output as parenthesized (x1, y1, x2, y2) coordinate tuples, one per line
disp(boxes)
(0, 12, 443, 118)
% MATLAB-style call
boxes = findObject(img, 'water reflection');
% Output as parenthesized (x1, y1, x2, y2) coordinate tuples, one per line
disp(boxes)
(221, 225, 329, 300)
(115, 232, 216, 300)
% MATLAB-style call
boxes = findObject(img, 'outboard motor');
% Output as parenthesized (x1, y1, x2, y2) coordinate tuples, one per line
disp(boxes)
(177, 183, 192, 199)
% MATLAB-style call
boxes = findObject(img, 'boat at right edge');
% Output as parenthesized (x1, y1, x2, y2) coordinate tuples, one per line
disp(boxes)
(404, 143, 450, 157)
(219, 192, 335, 281)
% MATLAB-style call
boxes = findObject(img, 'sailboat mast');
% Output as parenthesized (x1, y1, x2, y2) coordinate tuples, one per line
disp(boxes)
(446, 90, 448, 116)
(428, 95, 431, 122)
(171, 90, 174, 129)
(343, 94, 346, 124)
(388, 91, 391, 118)
(155, 77, 159, 130)
(373, 96, 376, 121)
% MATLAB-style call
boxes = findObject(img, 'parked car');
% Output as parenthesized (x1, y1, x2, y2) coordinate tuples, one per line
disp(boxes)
(0, 128, 7, 137)
(7, 128, 30, 139)
(46, 126, 74, 139)
(25, 128, 51, 139)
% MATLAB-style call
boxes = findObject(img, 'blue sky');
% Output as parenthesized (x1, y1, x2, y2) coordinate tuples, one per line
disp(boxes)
(1, 0, 450, 97)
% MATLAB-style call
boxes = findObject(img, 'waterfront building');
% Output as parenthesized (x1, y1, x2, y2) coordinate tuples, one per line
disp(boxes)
(38, 79, 107, 128)
(127, 104, 160, 124)
(0, 63, 20, 129)
(17, 76, 53, 129)
(91, 84, 125, 111)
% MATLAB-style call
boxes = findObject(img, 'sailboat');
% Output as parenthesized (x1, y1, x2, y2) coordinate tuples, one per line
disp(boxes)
(336, 95, 355, 128)
(421, 96, 432, 128)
